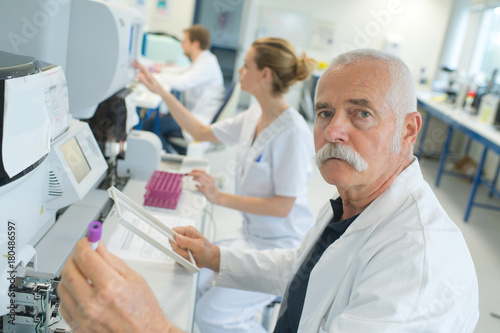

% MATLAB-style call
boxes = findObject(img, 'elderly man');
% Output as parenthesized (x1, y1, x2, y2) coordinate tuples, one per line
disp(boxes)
(58, 49, 478, 332)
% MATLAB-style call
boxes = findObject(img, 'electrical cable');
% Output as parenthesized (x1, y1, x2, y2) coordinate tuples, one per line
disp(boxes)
(203, 202, 217, 242)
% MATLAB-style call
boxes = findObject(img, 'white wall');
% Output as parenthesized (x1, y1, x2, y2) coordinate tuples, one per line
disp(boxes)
(259, 0, 454, 82)
(114, 0, 460, 111)
(115, 0, 455, 81)
(116, 0, 195, 38)
(145, 0, 195, 37)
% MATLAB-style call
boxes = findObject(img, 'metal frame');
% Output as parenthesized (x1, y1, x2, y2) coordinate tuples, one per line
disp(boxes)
(417, 98, 500, 221)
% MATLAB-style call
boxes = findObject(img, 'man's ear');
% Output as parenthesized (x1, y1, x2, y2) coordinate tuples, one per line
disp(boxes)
(192, 40, 201, 50)
(402, 111, 422, 148)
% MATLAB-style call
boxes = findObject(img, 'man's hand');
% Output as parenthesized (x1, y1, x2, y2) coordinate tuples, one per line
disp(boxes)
(171, 226, 221, 273)
(58, 239, 182, 333)
(188, 169, 222, 205)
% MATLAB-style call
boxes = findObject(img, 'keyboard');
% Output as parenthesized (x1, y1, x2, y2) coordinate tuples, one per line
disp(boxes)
(144, 171, 184, 209)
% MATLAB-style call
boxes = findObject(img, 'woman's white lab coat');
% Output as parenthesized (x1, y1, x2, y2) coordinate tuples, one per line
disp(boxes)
(211, 105, 314, 249)
(216, 159, 479, 332)
(195, 105, 316, 332)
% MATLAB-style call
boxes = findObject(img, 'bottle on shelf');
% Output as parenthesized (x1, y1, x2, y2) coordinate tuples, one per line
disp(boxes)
(464, 89, 477, 114)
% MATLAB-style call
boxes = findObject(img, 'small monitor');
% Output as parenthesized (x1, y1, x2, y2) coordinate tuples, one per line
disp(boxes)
(60, 137, 91, 184)
(46, 120, 108, 210)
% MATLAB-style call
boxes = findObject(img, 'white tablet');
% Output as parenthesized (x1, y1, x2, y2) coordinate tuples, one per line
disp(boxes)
(107, 186, 199, 273)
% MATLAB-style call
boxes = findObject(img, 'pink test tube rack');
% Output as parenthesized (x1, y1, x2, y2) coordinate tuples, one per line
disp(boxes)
(144, 171, 184, 209)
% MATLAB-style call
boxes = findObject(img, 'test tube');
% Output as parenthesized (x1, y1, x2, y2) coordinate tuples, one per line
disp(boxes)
(87, 221, 102, 250)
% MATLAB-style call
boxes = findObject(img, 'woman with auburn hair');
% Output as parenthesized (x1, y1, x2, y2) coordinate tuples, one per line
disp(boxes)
(135, 37, 316, 333)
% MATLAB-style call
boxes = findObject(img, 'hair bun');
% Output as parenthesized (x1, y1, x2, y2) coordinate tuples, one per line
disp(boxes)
(252, 37, 316, 95)
(295, 54, 316, 81)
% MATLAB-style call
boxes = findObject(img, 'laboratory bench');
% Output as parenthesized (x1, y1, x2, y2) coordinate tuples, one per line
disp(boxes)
(416, 91, 500, 221)
(101, 154, 209, 332)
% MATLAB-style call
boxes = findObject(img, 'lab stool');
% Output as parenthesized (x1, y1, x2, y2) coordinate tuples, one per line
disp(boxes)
(261, 296, 282, 331)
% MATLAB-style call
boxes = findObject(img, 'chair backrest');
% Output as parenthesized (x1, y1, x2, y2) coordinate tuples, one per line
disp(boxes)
(211, 81, 241, 124)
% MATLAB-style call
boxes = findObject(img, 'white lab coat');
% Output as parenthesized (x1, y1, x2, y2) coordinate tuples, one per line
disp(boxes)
(195, 105, 315, 332)
(155, 50, 225, 125)
(216, 159, 479, 332)
(211, 104, 314, 249)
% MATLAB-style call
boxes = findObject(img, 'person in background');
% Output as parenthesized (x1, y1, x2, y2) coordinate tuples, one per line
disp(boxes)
(58, 49, 479, 333)
(142, 24, 225, 153)
(136, 37, 316, 332)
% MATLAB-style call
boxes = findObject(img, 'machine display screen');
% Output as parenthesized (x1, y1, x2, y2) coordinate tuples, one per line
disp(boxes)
(60, 137, 91, 184)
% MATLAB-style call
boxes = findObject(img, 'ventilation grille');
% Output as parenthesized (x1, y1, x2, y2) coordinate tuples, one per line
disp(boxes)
(48, 170, 63, 197)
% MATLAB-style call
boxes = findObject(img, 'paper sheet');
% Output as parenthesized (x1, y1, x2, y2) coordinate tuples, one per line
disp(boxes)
(3, 72, 51, 177)
(42, 66, 70, 140)
(124, 91, 139, 133)
(107, 210, 195, 263)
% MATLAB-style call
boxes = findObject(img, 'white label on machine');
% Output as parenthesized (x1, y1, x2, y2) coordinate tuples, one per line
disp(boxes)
(42, 66, 70, 140)
(3, 72, 51, 177)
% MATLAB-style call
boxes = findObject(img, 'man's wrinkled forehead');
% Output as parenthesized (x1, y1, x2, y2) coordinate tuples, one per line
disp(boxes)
(319, 60, 389, 88)
(315, 62, 392, 114)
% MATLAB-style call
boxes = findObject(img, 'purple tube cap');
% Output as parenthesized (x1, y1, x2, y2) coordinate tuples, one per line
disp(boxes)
(87, 221, 102, 243)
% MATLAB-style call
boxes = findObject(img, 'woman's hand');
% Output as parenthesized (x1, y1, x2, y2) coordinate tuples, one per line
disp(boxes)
(188, 169, 222, 205)
(133, 60, 164, 95)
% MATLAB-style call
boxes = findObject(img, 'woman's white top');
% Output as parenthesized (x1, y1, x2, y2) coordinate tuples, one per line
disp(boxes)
(211, 104, 315, 249)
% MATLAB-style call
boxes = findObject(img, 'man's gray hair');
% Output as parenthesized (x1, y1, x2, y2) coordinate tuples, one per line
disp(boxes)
(319, 49, 417, 153)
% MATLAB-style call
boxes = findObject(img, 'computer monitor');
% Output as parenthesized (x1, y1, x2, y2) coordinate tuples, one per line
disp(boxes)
(143, 33, 184, 64)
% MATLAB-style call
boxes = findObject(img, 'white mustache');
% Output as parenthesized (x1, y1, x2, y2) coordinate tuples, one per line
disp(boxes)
(315, 143, 368, 172)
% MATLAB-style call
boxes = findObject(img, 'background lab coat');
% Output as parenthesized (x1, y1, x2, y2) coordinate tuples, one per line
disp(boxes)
(155, 49, 225, 125)
(211, 105, 314, 249)
(216, 159, 479, 332)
